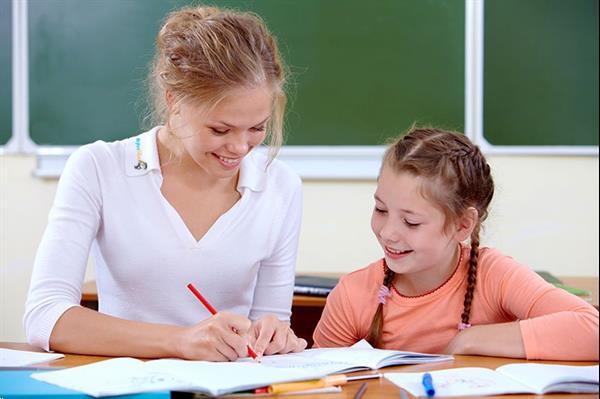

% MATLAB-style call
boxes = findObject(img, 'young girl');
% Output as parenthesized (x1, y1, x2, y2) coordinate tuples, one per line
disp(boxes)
(24, 5, 306, 361)
(313, 127, 598, 360)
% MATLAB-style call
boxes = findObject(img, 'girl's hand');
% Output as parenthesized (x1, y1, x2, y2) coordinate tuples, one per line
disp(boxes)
(251, 315, 307, 357)
(443, 322, 526, 358)
(443, 329, 474, 355)
(173, 311, 252, 361)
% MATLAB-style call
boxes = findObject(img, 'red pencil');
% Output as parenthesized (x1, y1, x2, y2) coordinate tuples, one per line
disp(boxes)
(186, 283, 259, 360)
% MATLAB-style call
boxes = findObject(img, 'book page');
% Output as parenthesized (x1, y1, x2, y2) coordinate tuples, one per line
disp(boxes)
(496, 363, 600, 394)
(244, 339, 451, 373)
(146, 359, 319, 395)
(0, 348, 64, 367)
(32, 357, 319, 397)
(243, 340, 382, 372)
(241, 350, 361, 374)
(304, 347, 406, 370)
(32, 357, 187, 397)
(385, 368, 533, 397)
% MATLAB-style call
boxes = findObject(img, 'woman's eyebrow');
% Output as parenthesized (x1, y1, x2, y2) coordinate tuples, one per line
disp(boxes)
(213, 116, 271, 128)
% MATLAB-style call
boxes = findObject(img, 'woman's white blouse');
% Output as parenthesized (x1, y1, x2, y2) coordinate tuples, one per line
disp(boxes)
(24, 127, 302, 350)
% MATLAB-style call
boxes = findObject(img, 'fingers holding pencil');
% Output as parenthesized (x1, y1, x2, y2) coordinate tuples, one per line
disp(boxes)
(182, 283, 257, 361)
(210, 312, 254, 360)
(175, 311, 253, 361)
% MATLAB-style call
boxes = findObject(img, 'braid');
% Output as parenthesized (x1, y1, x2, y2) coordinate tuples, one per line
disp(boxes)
(365, 261, 395, 347)
(461, 224, 481, 325)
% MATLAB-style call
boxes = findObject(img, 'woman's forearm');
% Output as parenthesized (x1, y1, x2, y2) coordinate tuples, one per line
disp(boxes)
(49, 306, 183, 358)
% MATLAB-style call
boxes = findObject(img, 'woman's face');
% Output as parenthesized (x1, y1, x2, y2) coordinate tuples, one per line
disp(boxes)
(172, 85, 273, 180)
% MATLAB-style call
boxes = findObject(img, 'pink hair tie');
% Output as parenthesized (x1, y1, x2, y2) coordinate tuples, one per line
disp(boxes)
(378, 285, 391, 304)
(457, 322, 471, 331)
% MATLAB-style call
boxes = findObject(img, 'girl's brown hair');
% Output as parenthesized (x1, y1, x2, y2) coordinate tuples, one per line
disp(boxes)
(148, 5, 287, 160)
(366, 127, 495, 347)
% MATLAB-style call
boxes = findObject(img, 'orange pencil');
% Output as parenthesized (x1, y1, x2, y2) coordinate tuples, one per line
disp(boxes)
(187, 283, 259, 360)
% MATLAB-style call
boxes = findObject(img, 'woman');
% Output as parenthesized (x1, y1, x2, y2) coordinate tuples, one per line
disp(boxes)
(24, 5, 306, 361)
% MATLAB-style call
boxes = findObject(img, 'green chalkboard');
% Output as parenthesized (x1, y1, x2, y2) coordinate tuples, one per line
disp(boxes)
(484, 0, 598, 146)
(27, 0, 465, 146)
(0, 0, 11, 145)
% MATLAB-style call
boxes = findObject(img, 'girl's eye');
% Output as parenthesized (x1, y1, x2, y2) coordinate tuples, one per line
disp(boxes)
(374, 207, 387, 214)
(405, 220, 421, 228)
(251, 126, 266, 133)
(210, 128, 229, 135)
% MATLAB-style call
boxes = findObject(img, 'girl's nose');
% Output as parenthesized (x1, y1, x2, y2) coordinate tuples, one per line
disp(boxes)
(379, 219, 401, 243)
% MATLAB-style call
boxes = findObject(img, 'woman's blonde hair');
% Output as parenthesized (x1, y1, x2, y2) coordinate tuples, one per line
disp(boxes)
(147, 5, 287, 160)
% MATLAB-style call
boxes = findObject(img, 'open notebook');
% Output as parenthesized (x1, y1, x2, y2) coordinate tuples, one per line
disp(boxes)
(385, 363, 599, 396)
(32, 340, 451, 397)
(257, 339, 453, 375)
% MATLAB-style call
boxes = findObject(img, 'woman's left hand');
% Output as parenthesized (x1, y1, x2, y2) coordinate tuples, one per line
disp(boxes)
(250, 315, 307, 357)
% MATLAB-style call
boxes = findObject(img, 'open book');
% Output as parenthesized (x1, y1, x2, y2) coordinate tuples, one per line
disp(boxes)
(385, 363, 599, 396)
(261, 339, 453, 375)
(32, 340, 451, 397)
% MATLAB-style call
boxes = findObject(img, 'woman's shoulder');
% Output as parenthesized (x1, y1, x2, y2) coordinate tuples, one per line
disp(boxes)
(241, 150, 301, 193)
(66, 129, 156, 175)
(262, 152, 301, 187)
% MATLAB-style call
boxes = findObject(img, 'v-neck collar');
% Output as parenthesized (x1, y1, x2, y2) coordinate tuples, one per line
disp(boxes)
(157, 189, 249, 248)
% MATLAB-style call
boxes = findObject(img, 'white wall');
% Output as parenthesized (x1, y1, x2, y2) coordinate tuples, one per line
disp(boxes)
(1, 154, 598, 341)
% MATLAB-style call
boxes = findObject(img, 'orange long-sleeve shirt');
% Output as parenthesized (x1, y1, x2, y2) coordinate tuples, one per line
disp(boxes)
(313, 246, 599, 361)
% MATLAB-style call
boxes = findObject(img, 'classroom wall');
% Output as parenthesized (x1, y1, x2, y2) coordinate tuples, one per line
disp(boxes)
(0, 154, 598, 341)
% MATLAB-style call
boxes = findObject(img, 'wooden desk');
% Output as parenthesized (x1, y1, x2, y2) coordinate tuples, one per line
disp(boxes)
(561, 276, 599, 308)
(1, 342, 598, 398)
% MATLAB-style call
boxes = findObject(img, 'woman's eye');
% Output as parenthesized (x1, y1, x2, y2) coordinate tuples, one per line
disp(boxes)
(374, 207, 387, 214)
(210, 128, 229, 135)
(251, 126, 266, 133)
(405, 220, 421, 228)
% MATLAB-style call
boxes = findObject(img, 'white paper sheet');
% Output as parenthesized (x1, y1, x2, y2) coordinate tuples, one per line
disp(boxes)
(0, 348, 64, 367)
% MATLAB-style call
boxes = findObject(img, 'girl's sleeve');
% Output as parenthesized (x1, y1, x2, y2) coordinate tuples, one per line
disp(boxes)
(249, 178, 302, 322)
(23, 147, 102, 351)
(483, 252, 599, 360)
(312, 277, 362, 348)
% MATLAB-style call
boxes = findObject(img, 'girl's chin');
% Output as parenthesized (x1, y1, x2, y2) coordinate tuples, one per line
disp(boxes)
(383, 252, 414, 274)
(384, 262, 402, 274)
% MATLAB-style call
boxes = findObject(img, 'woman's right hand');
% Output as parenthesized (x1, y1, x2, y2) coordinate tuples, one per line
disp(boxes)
(173, 311, 253, 361)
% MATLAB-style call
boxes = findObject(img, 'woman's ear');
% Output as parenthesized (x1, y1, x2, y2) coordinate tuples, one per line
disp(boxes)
(165, 89, 179, 116)
(454, 207, 479, 242)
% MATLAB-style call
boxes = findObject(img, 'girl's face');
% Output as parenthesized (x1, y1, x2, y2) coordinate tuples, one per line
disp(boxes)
(371, 166, 460, 276)
(173, 85, 273, 179)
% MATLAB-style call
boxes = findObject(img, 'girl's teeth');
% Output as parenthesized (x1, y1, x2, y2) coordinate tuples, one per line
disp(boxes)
(387, 247, 409, 254)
